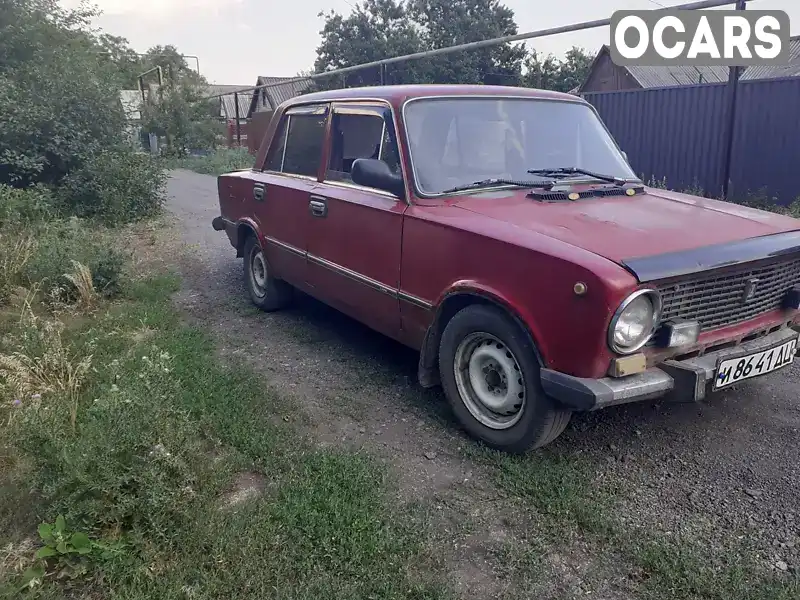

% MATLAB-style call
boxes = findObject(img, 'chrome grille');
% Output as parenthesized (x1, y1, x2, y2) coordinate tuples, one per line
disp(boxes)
(656, 256, 800, 331)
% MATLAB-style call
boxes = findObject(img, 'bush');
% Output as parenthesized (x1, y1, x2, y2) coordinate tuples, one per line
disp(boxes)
(22, 219, 127, 301)
(0, 1, 127, 188)
(0, 184, 54, 228)
(60, 149, 167, 225)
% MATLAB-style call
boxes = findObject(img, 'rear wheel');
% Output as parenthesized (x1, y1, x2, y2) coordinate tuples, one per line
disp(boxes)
(439, 304, 572, 453)
(243, 235, 292, 312)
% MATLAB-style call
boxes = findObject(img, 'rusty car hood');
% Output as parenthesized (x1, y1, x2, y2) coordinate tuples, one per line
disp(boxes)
(452, 187, 800, 279)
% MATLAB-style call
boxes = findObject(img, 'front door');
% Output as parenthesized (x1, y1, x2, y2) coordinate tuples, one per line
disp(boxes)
(306, 102, 407, 340)
(250, 103, 328, 290)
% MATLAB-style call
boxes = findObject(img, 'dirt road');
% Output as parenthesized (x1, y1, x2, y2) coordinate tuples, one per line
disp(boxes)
(165, 169, 799, 597)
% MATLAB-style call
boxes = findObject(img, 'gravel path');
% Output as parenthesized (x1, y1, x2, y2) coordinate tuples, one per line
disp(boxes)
(164, 169, 800, 594)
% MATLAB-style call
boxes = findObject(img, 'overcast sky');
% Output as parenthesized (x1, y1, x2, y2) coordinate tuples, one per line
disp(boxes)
(62, 0, 799, 85)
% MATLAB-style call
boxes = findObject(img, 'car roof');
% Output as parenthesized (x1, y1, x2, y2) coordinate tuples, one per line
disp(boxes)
(281, 84, 584, 109)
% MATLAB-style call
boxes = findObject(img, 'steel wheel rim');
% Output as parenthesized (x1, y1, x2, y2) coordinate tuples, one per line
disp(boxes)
(453, 332, 526, 430)
(249, 248, 268, 298)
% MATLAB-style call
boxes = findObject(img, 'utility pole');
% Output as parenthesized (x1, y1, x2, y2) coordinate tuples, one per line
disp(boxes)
(234, 92, 241, 147)
(720, 0, 747, 199)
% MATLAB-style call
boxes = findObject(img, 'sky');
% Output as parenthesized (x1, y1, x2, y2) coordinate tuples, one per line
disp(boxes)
(60, 0, 800, 85)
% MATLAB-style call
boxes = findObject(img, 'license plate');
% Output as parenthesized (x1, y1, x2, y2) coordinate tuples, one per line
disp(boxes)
(713, 337, 798, 391)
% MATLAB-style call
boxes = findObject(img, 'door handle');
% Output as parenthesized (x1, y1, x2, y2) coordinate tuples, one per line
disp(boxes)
(309, 196, 327, 218)
(253, 184, 265, 201)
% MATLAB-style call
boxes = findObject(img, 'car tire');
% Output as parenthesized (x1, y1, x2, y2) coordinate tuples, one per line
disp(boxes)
(243, 234, 293, 312)
(439, 304, 572, 453)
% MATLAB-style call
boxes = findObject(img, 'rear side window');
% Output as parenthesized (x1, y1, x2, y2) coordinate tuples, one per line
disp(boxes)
(263, 107, 327, 177)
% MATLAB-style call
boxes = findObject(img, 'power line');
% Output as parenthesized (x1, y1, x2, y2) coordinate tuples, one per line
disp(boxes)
(199, 0, 756, 101)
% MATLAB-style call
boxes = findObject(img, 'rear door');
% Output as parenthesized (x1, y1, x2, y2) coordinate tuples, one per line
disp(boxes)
(305, 102, 407, 340)
(248, 103, 328, 289)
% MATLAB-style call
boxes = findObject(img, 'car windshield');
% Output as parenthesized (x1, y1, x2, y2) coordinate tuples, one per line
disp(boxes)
(402, 97, 638, 195)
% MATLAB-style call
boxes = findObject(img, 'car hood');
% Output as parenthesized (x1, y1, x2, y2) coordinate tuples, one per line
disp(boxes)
(452, 186, 800, 279)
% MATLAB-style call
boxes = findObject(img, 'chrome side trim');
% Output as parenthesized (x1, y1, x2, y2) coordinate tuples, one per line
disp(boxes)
(308, 254, 397, 298)
(265, 236, 305, 258)
(398, 291, 434, 311)
(321, 178, 399, 199)
(263, 236, 434, 309)
(260, 171, 318, 183)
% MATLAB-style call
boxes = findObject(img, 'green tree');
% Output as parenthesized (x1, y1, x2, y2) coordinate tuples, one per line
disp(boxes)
(0, 0, 127, 186)
(521, 49, 561, 90)
(406, 0, 525, 85)
(314, 0, 426, 89)
(142, 44, 202, 84)
(0, 0, 165, 223)
(557, 46, 595, 93)
(313, 0, 525, 87)
(95, 33, 146, 88)
(522, 46, 595, 93)
(141, 79, 222, 156)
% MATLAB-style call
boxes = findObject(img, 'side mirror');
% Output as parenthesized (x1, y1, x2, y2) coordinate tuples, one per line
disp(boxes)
(351, 158, 405, 199)
(621, 150, 629, 163)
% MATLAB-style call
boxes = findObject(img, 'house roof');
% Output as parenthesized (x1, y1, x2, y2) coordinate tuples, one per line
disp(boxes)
(248, 76, 314, 115)
(259, 76, 313, 108)
(204, 85, 251, 119)
(740, 34, 800, 80)
(578, 38, 800, 93)
(626, 64, 730, 87)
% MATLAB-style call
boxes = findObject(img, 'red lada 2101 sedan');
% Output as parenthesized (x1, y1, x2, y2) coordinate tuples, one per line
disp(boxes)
(213, 84, 800, 453)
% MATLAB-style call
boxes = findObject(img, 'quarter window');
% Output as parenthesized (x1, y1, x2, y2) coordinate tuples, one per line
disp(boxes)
(327, 110, 402, 184)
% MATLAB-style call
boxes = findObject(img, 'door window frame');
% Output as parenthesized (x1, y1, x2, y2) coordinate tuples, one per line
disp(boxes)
(321, 101, 410, 201)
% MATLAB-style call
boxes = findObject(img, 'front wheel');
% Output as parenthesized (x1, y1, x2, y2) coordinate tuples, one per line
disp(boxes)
(243, 235, 293, 312)
(439, 304, 572, 453)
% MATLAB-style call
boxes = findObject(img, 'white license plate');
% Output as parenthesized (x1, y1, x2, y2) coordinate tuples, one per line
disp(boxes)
(713, 337, 798, 391)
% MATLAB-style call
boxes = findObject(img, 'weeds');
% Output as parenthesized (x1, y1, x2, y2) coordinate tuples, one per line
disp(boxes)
(62, 261, 97, 311)
(0, 307, 93, 431)
(22, 218, 126, 302)
(0, 233, 35, 304)
(169, 147, 254, 176)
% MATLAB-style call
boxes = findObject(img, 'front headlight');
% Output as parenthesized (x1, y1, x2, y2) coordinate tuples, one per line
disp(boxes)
(608, 289, 662, 354)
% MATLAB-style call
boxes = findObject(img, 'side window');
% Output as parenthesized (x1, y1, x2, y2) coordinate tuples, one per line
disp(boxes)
(327, 109, 402, 184)
(283, 114, 327, 177)
(263, 108, 327, 177)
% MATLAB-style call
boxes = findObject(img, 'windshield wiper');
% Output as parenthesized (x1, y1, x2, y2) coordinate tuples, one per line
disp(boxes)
(441, 178, 555, 194)
(527, 167, 636, 187)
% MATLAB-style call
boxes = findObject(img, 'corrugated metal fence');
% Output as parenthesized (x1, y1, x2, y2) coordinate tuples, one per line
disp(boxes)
(584, 76, 800, 204)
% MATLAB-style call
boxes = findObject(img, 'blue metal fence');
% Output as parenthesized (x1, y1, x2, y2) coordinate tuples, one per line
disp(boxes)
(584, 77, 800, 205)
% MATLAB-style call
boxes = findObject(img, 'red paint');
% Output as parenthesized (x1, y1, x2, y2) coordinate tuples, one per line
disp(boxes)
(218, 85, 800, 381)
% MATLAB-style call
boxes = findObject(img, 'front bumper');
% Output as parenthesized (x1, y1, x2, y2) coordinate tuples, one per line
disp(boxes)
(541, 327, 800, 411)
